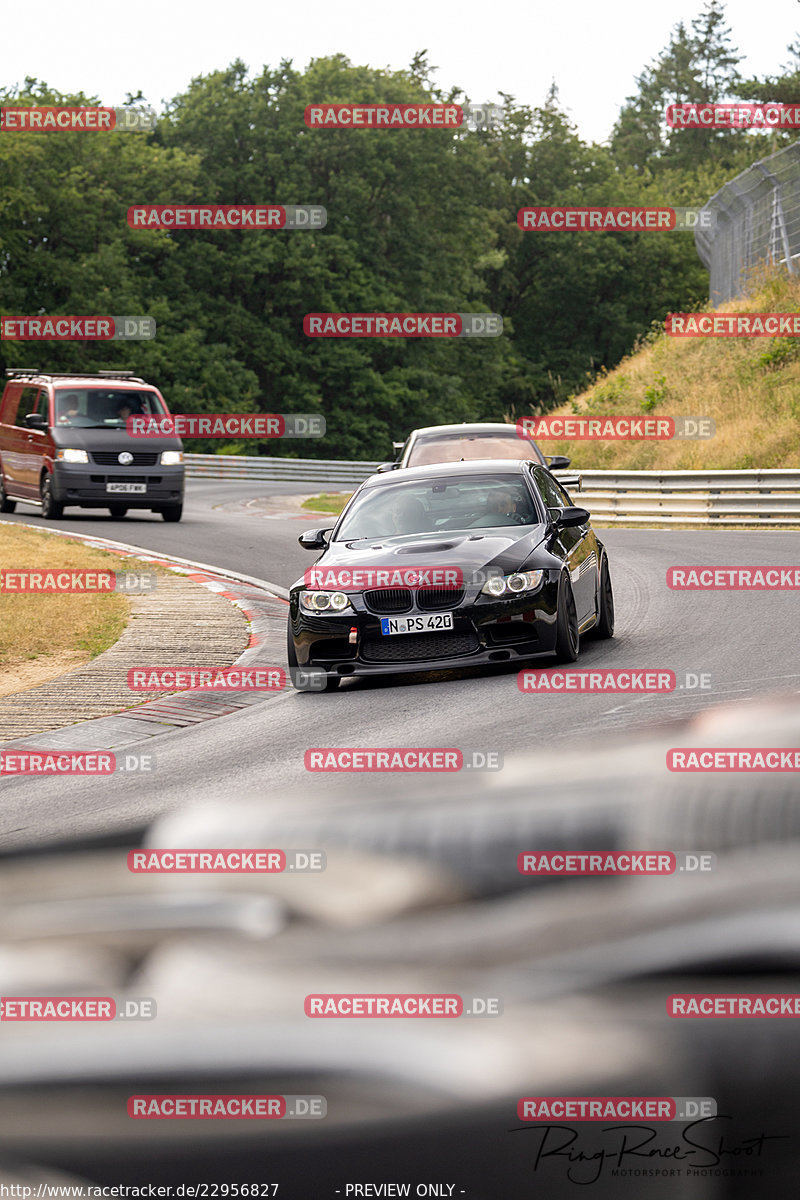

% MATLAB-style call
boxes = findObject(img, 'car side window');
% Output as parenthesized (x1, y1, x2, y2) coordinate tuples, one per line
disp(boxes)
(550, 475, 574, 507)
(532, 468, 565, 509)
(1, 387, 22, 426)
(18, 387, 44, 425)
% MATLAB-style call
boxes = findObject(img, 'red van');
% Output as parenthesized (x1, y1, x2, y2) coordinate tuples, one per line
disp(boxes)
(0, 369, 185, 521)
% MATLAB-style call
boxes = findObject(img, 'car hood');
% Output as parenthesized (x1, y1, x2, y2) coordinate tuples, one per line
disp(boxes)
(50, 427, 183, 452)
(293, 527, 552, 590)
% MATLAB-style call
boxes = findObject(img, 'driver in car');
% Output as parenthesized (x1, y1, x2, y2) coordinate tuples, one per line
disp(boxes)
(470, 487, 523, 527)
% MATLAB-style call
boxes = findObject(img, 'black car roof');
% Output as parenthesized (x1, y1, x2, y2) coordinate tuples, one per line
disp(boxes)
(362, 458, 536, 488)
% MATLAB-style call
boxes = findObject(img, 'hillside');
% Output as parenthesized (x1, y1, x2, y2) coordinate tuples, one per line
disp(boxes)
(530, 270, 800, 470)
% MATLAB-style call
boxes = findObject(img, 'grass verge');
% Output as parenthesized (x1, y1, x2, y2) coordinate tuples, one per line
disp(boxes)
(301, 493, 352, 515)
(0, 523, 131, 689)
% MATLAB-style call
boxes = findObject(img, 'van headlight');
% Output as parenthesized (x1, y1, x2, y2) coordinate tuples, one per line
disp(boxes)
(481, 570, 543, 597)
(55, 449, 88, 463)
(160, 451, 184, 465)
(300, 591, 354, 614)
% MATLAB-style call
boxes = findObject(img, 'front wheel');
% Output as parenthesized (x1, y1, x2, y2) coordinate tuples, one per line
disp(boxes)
(40, 474, 64, 520)
(160, 503, 183, 523)
(593, 556, 615, 639)
(553, 573, 580, 662)
(0, 473, 16, 513)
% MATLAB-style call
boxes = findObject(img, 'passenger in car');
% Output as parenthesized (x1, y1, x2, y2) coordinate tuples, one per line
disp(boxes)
(385, 494, 429, 534)
(57, 395, 81, 424)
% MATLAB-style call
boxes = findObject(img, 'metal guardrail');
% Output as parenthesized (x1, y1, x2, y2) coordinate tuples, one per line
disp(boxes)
(576, 468, 800, 491)
(576, 469, 800, 525)
(184, 456, 800, 525)
(185, 453, 378, 487)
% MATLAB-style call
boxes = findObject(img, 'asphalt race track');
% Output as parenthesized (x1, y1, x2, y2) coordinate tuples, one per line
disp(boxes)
(1, 478, 798, 845)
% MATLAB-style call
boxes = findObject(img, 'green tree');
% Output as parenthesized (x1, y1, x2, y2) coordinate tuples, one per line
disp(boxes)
(154, 55, 518, 456)
(0, 79, 259, 419)
(611, 1, 755, 174)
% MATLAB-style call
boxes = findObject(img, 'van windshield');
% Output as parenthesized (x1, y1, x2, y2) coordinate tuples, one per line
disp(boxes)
(54, 389, 166, 428)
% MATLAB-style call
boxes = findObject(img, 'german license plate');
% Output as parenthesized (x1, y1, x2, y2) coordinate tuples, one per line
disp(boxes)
(380, 613, 454, 635)
(106, 483, 146, 493)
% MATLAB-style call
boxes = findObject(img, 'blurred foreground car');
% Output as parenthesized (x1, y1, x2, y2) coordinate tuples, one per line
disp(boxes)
(3, 698, 800, 1198)
(287, 458, 613, 689)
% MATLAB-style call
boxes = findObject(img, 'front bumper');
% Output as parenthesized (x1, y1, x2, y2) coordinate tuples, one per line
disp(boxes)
(50, 463, 185, 509)
(288, 577, 561, 678)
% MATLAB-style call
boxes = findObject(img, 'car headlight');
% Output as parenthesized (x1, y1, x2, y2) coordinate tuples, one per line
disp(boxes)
(299, 590, 355, 614)
(55, 449, 88, 463)
(481, 570, 543, 597)
(160, 451, 184, 465)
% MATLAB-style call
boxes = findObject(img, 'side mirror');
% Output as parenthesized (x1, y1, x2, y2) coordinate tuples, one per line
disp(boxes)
(550, 506, 590, 528)
(298, 528, 333, 550)
(546, 455, 571, 469)
(24, 412, 47, 429)
(374, 462, 400, 473)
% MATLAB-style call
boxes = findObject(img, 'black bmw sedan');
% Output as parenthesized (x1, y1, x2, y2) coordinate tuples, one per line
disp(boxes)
(287, 459, 614, 690)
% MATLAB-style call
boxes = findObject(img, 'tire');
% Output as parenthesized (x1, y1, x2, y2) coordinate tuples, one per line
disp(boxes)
(154, 766, 633, 899)
(108, 505, 128, 518)
(160, 503, 183, 522)
(40, 474, 64, 520)
(553, 572, 579, 662)
(593, 555, 615, 639)
(636, 770, 800, 854)
(287, 622, 341, 692)
(0, 472, 16, 513)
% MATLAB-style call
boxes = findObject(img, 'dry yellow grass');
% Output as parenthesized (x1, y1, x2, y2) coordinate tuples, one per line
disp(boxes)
(0, 525, 131, 681)
(525, 270, 800, 471)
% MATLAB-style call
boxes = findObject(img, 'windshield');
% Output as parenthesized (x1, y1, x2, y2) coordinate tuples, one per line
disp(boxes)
(336, 475, 541, 539)
(406, 432, 542, 467)
(54, 389, 166, 428)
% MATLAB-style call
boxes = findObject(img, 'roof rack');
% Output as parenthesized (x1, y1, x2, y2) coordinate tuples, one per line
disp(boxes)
(4, 369, 145, 382)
